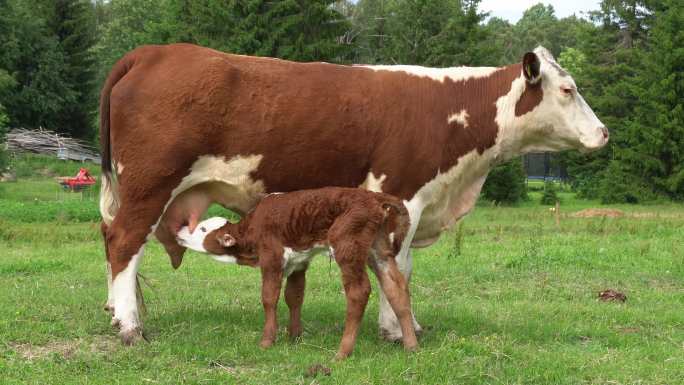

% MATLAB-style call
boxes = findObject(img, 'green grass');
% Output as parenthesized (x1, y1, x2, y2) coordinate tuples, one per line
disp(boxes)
(1, 172, 683, 384)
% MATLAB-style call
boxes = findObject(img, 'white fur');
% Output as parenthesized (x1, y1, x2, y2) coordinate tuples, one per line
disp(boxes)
(116, 162, 125, 175)
(106, 262, 114, 310)
(359, 171, 387, 192)
(164, 155, 265, 217)
(362, 65, 498, 83)
(99, 173, 119, 226)
(447, 109, 470, 128)
(282, 246, 327, 277)
(111, 245, 145, 334)
(176, 217, 228, 253)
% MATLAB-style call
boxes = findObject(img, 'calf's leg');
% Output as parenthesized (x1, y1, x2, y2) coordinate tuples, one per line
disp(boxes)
(335, 259, 371, 360)
(284, 268, 306, 339)
(259, 252, 284, 348)
(369, 255, 418, 352)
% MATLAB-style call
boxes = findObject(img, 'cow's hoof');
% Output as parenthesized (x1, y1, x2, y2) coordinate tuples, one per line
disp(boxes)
(111, 317, 121, 329)
(119, 327, 144, 346)
(104, 304, 115, 315)
(404, 343, 419, 353)
(380, 328, 403, 343)
(259, 339, 275, 349)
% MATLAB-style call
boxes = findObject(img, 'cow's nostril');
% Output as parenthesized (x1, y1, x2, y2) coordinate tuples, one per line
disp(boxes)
(600, 126, 609, 139)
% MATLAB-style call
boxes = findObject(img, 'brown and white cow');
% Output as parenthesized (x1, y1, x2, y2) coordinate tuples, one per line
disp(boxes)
(100, 43, 608, 344)
(175, 187, 418, 359)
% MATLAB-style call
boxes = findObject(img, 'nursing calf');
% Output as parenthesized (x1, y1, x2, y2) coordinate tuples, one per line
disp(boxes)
(177, 187, 418, 359)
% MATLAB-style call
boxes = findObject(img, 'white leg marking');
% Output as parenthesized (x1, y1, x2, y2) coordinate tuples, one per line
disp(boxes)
(112, 245, 144, 342)
(106, 262, 114, 313)
(378, 199, 424, 341)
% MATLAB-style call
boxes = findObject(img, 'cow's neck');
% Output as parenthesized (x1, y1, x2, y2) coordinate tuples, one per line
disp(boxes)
(411, 64, 537, 245)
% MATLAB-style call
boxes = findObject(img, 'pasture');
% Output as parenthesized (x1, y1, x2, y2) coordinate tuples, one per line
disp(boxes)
(1, 158, 683, 385)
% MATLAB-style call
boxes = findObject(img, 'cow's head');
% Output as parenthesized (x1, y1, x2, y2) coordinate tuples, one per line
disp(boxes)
(509, 46, 608, 154)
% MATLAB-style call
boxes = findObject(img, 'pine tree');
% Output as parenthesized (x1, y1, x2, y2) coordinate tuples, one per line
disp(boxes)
(618, 0, 684, 200)
(47, 0, 98, 139)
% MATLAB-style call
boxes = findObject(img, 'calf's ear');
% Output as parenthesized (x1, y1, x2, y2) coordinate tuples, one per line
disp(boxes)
(522, 52, 541, 84)
(217, 233, 236, 247)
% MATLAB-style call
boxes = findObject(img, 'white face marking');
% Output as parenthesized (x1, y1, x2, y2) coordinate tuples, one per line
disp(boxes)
(111, 245, 145, 333)
(362, 65, 498, 83)
(388, 232, 395, 244)
(359, 171, 386, 192)
(116, 162, 125, 175)
(176, 217, 228, 253)
(497, 46, 607, 156)
(447, 109, 470, 128)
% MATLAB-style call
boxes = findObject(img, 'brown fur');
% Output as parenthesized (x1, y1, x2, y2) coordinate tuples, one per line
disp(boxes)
(201, 187, 415, 359)
(100, 43, 544, 278)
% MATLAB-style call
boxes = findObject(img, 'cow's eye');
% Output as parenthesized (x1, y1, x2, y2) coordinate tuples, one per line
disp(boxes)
(561, 87, 574, 96)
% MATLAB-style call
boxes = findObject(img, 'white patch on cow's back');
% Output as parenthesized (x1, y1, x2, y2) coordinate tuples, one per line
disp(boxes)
(447, 109, 470, 128)
(362, 65, 498, 84)
(359, 171, 386, 192)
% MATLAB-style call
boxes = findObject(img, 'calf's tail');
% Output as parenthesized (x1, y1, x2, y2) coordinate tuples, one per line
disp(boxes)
(381, 201, 411, 256)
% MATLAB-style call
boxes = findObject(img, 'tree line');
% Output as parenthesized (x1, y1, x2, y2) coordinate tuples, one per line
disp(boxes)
(0, 0, 681, 202)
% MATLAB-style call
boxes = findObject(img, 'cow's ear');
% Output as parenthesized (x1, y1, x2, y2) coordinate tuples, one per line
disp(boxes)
(217, 233, 236, 247)
(522, 52, 541, 84)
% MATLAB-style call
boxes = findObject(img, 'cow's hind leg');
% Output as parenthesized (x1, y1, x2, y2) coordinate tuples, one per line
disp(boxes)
(285, 268, 306, 339)
(106, 189, 173, 344)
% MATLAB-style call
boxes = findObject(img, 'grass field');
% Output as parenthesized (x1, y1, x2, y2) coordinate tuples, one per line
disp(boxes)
(1, 158, 683, 384)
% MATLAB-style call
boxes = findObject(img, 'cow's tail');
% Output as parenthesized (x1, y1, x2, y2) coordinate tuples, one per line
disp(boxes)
(381, 201, 411, 256)
(99, 54, 134, 226)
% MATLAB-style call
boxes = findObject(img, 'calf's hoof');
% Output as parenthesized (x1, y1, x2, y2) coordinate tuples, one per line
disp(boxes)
(259, 339, 275, 349)
(333, 351, 350, 361)
(288, 326, 303, 339)
(119, 327, 145, 346)
(404, 342, 419, 353)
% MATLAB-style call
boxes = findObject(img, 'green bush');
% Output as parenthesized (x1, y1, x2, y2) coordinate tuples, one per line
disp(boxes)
(540, 181, 559, 205)
(481, 157, 528, 204)
(597, 160, 660, 204)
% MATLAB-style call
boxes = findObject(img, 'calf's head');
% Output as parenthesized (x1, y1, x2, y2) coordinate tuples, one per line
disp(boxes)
(176, 217, 257, 266)
(508, 46, 608, 155)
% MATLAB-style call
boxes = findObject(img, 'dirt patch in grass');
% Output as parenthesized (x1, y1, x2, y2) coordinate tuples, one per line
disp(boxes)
(9, 336, 119, 361)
